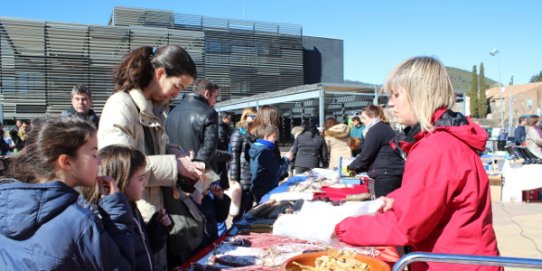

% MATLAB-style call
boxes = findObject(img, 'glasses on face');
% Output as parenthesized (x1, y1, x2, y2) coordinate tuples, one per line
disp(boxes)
(248, 114, 256, 119)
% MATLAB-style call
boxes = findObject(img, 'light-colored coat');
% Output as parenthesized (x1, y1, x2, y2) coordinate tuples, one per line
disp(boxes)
(98, 89, 178, 220)
(525, 126, 542, 159)
(324, 124, 352, 169)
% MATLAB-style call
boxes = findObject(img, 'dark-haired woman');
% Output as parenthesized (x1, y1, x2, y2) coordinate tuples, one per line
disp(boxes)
(290, 121, 328, 174)
(98, 45, 205, 269)
(346, 105, 404, 197)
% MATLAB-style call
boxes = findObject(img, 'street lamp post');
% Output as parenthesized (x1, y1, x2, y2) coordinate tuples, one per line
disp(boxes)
(490, 48, 505, 132)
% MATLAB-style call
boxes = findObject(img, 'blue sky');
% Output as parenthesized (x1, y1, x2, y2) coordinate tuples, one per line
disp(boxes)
(2, 0, 541, 85)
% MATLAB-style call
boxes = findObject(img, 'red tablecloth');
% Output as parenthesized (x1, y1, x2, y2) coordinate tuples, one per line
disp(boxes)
(313, 184, 369, 202)
(173, 232, 398, 270)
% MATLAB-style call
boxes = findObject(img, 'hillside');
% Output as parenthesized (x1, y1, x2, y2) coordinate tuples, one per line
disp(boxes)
(346, 67, 498, 93)
(446, 66, 498, 93)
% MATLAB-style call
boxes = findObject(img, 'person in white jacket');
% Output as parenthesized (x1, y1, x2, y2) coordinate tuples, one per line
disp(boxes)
(98, 45, 205, 270)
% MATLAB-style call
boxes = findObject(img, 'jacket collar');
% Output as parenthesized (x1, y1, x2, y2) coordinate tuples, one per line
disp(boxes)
(390, 108, 447, 158)
(183, 93, 210, 106)
(128, 89, 166, 128)
(390, 108, 484, 157)
(66, 106, 96, 118)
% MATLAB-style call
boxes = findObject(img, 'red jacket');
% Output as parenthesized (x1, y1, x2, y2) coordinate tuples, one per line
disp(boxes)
(335, 109, 501, 271)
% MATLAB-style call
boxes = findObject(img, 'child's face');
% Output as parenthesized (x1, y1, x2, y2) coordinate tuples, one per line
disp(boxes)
(125, 166, 148, 202)
(70, 134, 99, 188)
(265, 132, 278, 143)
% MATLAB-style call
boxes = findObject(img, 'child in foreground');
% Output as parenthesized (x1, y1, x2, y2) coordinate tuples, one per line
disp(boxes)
(0, 117, 136, 270)
(85, 145, 174, 271)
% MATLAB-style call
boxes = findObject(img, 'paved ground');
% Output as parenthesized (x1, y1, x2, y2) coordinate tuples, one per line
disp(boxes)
(492, 201, 542, 270)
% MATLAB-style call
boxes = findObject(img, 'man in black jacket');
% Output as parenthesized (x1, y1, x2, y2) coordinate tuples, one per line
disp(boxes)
(166, 79, 230, 191)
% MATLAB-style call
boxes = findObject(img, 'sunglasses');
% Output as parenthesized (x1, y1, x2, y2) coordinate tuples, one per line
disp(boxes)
(248, 114, 257, 119)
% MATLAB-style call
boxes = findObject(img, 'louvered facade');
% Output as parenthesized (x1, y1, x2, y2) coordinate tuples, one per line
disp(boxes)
(0, 7, 306, 120)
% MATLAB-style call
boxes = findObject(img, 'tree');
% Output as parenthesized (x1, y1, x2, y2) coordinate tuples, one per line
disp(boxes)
(478, 62, 488, 117)
(530, 70, 542, 83)
(469, 65, 479, 118)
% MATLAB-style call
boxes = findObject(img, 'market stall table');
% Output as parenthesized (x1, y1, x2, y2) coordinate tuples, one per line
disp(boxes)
(172, 173, 398, 270)
(501, 160, 542, 202)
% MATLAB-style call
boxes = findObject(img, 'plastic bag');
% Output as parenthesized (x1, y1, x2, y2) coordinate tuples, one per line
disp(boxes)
(272, 199, 384, 244)
(225, 180, 242, 216)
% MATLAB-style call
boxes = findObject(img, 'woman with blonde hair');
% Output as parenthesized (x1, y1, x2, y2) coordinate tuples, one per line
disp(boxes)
(227, 107, 257, 221)
(335, 56, 501, 271)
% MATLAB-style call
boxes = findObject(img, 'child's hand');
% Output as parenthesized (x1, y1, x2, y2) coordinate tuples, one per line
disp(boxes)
(285, 151, 294, 161)
(158, 209, 172, 228)
(210, 184, 224, 199)
(97, 176, 119, 196)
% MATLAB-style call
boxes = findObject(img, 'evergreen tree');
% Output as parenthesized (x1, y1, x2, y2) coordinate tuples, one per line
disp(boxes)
(478, 62, 488, 117)
(530, 70, 542, 82)
(469, 65, 479, 118)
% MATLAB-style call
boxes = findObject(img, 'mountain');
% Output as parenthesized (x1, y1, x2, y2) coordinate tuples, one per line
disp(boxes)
(446, 66, 498, 93)
(345, 67, 498, 94)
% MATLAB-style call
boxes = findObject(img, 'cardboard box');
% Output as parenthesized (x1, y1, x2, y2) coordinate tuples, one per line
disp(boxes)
(488, 175, 502, 186)
(490, 185, 502, 202)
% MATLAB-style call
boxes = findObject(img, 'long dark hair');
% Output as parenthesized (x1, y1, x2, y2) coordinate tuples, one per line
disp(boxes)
(113, 45, 197, 92)
(7, 118, 96, 183)
(249, 105, 280, 135)
(301, 120, 319, 138)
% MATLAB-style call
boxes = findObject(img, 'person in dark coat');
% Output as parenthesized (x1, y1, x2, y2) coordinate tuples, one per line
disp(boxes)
(217, 112, 233, 189)
(192, 183, 231, 251)
(228, 107, 256, 221)
(289, 120, 328, 173)
(514, 116, 527, 146)
(347, 105, 404, 197)
(166, 79, 231, 191)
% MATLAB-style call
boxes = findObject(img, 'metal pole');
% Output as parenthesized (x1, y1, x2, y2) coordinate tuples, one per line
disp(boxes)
(319, 85, 325, 128)
(508, 86, 513, 136)
(491, 49, 504, 130)
(499, 86, 505, 129)
(392, 252, 542, 271)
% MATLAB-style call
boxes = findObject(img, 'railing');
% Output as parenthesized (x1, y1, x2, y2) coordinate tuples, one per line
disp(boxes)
(393, 252, 542, 271)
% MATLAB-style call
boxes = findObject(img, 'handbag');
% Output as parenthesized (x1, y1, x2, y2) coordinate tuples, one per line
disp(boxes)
(162, 185, 206, 256)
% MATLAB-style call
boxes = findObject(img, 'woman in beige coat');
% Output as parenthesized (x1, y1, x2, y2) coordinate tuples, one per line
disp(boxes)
(98, 45, 205, 269)
(525, 115, 542, 159)
(323, 117, 352, 169)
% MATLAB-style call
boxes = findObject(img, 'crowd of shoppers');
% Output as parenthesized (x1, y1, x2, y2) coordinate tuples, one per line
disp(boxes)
(0, 47, 504, 271)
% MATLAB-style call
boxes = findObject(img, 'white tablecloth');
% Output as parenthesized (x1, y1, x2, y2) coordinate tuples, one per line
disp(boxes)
(501, 160, 542, 202)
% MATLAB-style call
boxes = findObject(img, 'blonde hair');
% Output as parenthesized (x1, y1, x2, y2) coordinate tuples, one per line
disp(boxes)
(237, 107, 257, 128)
(383, 56, 455, 132)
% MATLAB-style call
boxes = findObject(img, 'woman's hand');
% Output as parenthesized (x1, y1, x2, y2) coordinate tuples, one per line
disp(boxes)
(377, 196, 395, 212)
(97, 176, 119, 196)
(177, 151, 205, 181)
